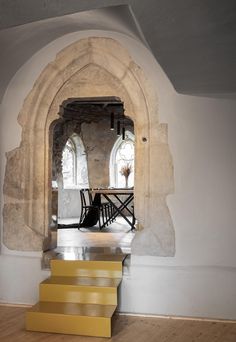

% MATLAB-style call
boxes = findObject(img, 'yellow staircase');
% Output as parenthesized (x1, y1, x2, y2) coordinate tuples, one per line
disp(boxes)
(26, 257, 125, 337)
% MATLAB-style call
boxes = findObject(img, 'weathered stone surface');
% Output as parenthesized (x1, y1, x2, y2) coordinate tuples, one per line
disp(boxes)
(3, 147, 25, 199)
(132, 195, 175, 256)
(81, 120, 134, 189)
(3, 37, 175, 255)
(3, 203, 44, 251)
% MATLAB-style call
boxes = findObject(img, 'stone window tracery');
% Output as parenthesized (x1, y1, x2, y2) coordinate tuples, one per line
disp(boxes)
(109, 131, 135, 188)
(62, 134, 89, 189)
(62, 138, 76, 188)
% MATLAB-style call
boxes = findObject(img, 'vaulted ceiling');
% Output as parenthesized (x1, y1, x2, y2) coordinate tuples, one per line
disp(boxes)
(0, 0, 236, 100)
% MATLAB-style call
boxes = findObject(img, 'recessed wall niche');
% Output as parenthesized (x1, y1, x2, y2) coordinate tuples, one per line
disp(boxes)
(3, 37, 175, 256)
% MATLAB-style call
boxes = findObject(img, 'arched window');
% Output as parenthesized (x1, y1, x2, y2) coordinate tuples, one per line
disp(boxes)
(110, 131, 135, 188)
(62, 134, 89, 189)
(62, 138, 76, 188)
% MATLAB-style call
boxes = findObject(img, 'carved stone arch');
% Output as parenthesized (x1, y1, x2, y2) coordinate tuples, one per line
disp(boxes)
(3, 37, 174, 256)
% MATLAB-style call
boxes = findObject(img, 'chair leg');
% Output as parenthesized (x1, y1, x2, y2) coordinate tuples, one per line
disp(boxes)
(97, 211, 100, 230)
(131, 205, 135, 230)
(110, 205, 115, 222)
(101, 206, 105, 228)
(105, 205, 109, 226)
(78, 209, 84, 228)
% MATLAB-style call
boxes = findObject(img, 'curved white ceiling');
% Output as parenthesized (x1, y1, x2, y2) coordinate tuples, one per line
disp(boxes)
(0, 5, 147, 101)
(0, 0, 236, 99)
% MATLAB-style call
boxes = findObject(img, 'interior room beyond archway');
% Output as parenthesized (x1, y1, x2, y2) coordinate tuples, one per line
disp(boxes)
(3, 37, 175, 257)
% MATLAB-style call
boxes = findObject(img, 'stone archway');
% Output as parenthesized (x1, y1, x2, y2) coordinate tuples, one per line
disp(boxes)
(3, 37, 175, 256)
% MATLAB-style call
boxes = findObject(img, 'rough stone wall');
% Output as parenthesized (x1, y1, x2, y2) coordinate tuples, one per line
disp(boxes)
(2, 37, 175, 255)
(81, 119, 133, 188)
(3, 146, 45, 250)
(52, 120, 81, 181)
(52, 117, 134, 188)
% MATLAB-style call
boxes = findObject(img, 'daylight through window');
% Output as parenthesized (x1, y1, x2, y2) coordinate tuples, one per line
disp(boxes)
(110, 131, 135, 188)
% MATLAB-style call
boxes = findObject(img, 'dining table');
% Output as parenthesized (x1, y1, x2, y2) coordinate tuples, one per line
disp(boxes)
(92, 188, 135, 230)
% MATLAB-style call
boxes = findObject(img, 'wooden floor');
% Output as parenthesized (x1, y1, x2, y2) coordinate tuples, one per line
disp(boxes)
(1, 306, 236, 342)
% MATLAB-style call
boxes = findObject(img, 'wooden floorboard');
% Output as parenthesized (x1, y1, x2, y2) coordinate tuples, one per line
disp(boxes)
(0, 306, 235, 342)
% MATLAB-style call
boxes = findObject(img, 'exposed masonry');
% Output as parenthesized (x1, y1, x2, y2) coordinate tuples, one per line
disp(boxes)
(3, 37, 175, 256)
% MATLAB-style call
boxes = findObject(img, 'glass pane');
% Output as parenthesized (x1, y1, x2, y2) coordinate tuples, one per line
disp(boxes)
(115, 139, 134, 188)
(62, 142, 75, 187)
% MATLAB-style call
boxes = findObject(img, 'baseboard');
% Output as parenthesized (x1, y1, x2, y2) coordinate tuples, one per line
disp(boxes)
(1, 303, 235, 323)
(0, 302, 32, 308)
(117, 311, 236, 324)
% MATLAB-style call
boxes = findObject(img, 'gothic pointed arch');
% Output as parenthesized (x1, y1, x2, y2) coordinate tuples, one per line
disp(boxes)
(3, 37, 175, 256)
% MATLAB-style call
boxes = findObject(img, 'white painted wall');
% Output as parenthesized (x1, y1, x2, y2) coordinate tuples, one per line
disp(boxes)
(0, 255, 49, 305)
(58, 189, 81, 219)
(120, 263, 236, 319)
(0, 29, 236, 319)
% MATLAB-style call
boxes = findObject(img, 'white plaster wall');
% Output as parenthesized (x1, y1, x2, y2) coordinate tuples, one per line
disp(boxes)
(120, 264, 236, 319)
(58, 189, 81, 219)
(0, 30, 236, 319)
(0, 255, 49, 305)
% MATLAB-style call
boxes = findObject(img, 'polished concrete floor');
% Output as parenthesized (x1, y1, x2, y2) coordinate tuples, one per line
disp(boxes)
(58, 217, 134, 251)
(43, 217, 135, 266)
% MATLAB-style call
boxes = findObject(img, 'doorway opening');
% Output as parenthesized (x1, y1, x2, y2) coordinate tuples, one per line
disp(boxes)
(50, 96, 136, 257)
(3, 37, 174, 257)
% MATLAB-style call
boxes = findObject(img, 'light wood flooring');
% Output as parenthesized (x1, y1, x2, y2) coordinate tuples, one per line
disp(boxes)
(1, 306, 236, 342)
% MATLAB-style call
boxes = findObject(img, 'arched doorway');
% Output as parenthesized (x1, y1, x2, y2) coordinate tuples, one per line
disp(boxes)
(51, 96, 136, 249)
(3, 37, 175, 256)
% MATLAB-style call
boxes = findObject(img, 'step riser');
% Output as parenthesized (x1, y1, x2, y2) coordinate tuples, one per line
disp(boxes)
(40, 284, 117, 305)
(26, 312, 111, 337)
(51, 269, 122, 278)
(41, 276, 121, 288)
(26, 257, 126, 337)
(51, 260, 122, 278)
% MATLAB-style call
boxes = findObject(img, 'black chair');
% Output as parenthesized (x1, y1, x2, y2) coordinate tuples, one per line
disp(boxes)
(79, 188, 117, 229)
(95, 191, 115, 227)
(79, 189, 102, 229)
(90, 190, 115, 227)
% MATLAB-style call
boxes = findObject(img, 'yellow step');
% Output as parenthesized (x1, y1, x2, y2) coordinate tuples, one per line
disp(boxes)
(26, 258, 126, 337)
(41, 276, 122, 287)
(85, 253, 127, 262)
(40, 276, 121, 305)
(51, 259, 122, 278)
(26, 301, 115, 337)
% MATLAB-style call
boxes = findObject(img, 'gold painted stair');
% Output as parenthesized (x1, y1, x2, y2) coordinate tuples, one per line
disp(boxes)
(26, 257, 125, 337)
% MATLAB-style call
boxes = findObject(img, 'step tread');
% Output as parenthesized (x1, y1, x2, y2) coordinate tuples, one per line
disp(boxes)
(26, 303, 113, 337)
(53, 253, 127, 262)
(41, 276, 121, 288)
(50, 259, 123, 278)
(51, 259, 123, 267)
(28, 301, 116, 318)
